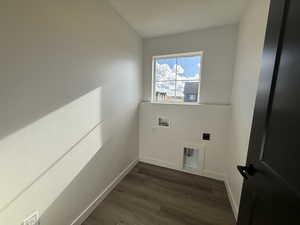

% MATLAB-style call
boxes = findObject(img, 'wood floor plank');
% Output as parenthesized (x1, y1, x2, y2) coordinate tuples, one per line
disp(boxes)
(83, 162, 236, 225)
(120, 170, 231, 211)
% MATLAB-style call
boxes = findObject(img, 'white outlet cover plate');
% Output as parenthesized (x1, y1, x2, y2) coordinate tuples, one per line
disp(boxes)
(23, 211, 39, 225)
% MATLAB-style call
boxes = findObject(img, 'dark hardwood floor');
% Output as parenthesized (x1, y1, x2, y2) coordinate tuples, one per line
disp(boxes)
(82, 162, 236, 225)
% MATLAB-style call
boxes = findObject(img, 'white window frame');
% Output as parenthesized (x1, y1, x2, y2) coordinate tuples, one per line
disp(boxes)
(151, 51, 203, 104)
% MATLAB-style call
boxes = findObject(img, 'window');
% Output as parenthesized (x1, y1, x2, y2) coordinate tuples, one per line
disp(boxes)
(152, 52, 202, 104)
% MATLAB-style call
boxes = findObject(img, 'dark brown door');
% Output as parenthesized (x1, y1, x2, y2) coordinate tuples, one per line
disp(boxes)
(237, 0, 300, 224)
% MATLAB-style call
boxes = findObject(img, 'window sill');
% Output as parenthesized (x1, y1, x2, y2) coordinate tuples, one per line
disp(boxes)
(150, 101, 201, 106)
(143, 101, 231, 107)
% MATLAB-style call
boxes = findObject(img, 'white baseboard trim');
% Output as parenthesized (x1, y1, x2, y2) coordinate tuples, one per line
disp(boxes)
(139, 157, 178, 171)
(139, 157, 224, 181)
(224, 177, 238, 220)
(70, 159, 138, 225)
(202, 170, 225, 181)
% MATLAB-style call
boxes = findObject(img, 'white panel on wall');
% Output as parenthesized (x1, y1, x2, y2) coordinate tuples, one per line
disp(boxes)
(139, 102, 231, 180)
(182, 144, 205, 174)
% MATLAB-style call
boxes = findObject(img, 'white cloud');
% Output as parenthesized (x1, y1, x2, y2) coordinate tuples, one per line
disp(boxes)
(156, 63, 176, 81)
(155, 63, 200, 97)
(173, 64, 184, 74)
(156, 63, 187, 81)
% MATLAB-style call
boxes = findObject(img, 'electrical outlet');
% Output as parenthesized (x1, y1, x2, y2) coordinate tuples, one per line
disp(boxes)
(23, 211, 40, 225)
(202, 133, 210, 141)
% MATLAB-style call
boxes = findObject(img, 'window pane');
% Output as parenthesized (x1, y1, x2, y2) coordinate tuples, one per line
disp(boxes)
(176, 56, 201, 81)
(155, 58, 176, 81)
(154, 81, 176, 102)
(153, 53, 201, 104)
(175, 81, 199, 103)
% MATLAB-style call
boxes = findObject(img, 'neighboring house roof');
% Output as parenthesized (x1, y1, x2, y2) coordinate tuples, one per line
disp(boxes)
(184, 82, 198, 94)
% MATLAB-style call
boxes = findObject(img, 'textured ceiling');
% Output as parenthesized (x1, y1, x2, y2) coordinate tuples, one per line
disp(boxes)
(109, 0, 249, 38)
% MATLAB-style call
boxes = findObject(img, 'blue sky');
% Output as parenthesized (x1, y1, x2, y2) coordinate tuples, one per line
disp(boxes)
(156, 55, 201, 79)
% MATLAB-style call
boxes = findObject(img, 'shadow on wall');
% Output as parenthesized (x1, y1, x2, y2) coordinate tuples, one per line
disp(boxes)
(0, 80, 103, 142)
(0, 85, 140, 225)
(0, 0, 137, 143)
(40, 106, 139, 225)
(37, 87, 139, 225)
(0, 0, 142, 224)
(0, 87, 104, 218)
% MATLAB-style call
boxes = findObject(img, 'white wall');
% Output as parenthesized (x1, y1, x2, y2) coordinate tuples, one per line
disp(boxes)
(140, 25, 237, 182)
(225, 0, 270, 217)
(0, 0, 142, 225)
(139, 103, 231, 180)
(143, 24, 238, 104)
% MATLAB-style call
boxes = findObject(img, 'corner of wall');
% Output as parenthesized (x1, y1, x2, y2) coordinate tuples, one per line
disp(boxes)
(225, 0, 270, 219)
(70, 159, 138, 225)
(224, 174, 239, 219)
